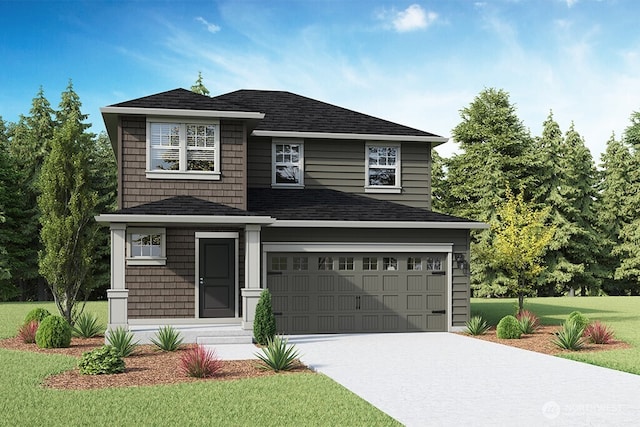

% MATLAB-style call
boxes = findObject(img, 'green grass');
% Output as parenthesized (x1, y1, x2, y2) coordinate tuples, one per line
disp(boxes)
(471, 296, 640, 375)
(0, 302, 398, 426)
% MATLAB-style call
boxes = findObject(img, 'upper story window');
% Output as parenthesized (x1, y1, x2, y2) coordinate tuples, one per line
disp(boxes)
(272, 139, 304, 187)
(365, 143, 401, 193)
(126, 227, 166, 266)
(146, 119, 221, 180)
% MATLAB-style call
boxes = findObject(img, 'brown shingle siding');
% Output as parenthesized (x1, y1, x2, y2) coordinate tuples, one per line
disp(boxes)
(119, 118, 247, 210)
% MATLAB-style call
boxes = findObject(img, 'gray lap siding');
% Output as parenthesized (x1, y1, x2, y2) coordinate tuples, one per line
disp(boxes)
(119, 116, 247, 210)
(126, 227, 245, 319)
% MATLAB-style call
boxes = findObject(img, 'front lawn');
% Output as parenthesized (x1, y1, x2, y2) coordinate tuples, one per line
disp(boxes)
(471, 296, 640, 375)
(0, 302, 398, 426)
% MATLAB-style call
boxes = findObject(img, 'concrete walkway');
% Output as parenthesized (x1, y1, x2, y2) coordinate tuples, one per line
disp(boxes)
(286, 333, 640, 426)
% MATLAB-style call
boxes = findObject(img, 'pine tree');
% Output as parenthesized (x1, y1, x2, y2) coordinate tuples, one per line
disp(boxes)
(0, 118, 15, 298)
(38, 83, 99, 324)
(446, 88, 539, 297)
(430, 148, 449, 213)
(191, 71, 210, 96)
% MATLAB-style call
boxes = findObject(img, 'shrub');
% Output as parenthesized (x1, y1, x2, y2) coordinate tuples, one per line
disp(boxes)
(35, 315, 72, 348)
(585, 321, 615, 345)
(516, 310, 540, 334)
(78, 345, 125, 375)
(150, 325, 184, 352)
(255, 335, 301, 372)
(496, 315, 522, 339)
(24, 307, 51, 324)
(17, 320, 39, 344)
(179, 345, 222, 378)
(72, 312, 104, 338)
(106, 327, 138, 357)
(254, 289, 276, 346)
(552, 319, 585, 351)
(465, 315, 490, 335)
(567, 311, 590, 332)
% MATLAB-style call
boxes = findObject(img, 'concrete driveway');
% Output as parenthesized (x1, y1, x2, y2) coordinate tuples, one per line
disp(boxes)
(287, 333, 640, 426)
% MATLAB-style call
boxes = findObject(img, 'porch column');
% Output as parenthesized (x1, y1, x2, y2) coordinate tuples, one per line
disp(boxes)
(107, 223, 129, 331)
(242, 224, 263, 330)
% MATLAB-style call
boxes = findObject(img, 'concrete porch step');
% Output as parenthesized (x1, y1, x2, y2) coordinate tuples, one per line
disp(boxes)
(129, 323, 253, 345)
(197, 335, 253, 345)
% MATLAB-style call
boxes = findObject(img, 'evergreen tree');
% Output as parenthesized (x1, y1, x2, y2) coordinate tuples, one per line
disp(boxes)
(430, 148, 448, 213)
(38, 83, 98, 323)
(597, 133, 636, 294)
(0, 118, 15, 298)
(191, 71, 210, 96)
(612, 112, 640, 292)
(446, 88, 539, 296)
(4, 87, 55, 299)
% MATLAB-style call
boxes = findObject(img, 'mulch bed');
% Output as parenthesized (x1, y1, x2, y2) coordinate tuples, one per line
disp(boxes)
(0, 337, 311, 390)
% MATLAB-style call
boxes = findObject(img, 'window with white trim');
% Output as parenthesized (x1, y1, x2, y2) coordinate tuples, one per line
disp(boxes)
(272, 140, 304, 186)
(126, 228, 166, 266)
(147, 119, 220, 180)
(365, 144, 401, 193)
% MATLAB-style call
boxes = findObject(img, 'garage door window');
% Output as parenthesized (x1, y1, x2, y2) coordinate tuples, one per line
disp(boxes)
(293, 257, 308, 270)
(318, 257, 334, 270)
(363, 257, 378, 270)
(271, 256, 287, 271)
(383, 257, 398, 271)
(338, 257, 354, 270)
(408, 257, 422, 270)
(426, 257, 443, 271)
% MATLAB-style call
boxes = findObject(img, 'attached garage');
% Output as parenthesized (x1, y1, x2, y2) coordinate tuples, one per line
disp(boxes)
(265, 245, 452, 334)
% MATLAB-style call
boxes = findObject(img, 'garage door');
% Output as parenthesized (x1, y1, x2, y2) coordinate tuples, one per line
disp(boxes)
(267, 253, 448, 333)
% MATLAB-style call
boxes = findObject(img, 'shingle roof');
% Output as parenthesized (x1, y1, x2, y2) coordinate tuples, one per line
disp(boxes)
(109, 88, 441, 139)
(115, 196, 258, 216)
(247, 188, 478, 223)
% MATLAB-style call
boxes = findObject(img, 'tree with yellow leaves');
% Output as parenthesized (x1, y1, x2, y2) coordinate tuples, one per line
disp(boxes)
(489, 187, 556, 312)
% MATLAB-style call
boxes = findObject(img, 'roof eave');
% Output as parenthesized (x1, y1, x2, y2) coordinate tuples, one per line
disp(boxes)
(252, 130, 448, 145)
(95, 214, 276, 226)
(268, 220, 488, 229)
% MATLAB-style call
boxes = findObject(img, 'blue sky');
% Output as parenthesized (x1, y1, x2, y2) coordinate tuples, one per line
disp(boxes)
(1, 0, 639, 159)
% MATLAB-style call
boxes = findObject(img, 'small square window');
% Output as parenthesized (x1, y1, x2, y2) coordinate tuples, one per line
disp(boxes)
(363, 257, 378, 271)
(293, 257, 308, 271)
(127, 228, 166, 266)
(383, 257, 398, 271)
(426, 257, 443, 271)
(338, 257, 354, 270)
(271, 256, 288, 271)
(408, 257, 422, 271)
(318, 257, 334, 271)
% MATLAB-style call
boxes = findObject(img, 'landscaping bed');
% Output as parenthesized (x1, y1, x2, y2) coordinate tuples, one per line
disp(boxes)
(463, 325, 630, 355)
(0, 337, 310, 390)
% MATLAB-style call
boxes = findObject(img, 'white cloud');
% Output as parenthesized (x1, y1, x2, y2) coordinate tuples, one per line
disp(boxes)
(565, 0, 579, 7)
(195, 17, 221, 33)
(387, 4, 438, 33)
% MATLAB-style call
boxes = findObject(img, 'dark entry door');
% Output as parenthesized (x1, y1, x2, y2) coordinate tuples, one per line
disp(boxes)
(199, 239, 235, 318)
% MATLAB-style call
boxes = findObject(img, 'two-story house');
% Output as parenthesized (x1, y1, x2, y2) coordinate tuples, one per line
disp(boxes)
(98, 88, 486, 342)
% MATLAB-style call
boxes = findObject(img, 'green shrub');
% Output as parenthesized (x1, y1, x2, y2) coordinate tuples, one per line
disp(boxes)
(496, 315, 522, 339)
(465, 315, 490, 335)
(567, 311, 589, 332)
(78, 345, 125, 375)
(255, 335, 301, 372)
(24, 307, 51, 324)
(106, 327, 138, 357)
(179, 345, 222, 378)
(516, 310, 540, 334)
(150, 325, 184, 352)
(552, 319, 586, 351)
(254, 289, 276, 346)
(35, 315, 72, 348)
(72, 312, 104, 338)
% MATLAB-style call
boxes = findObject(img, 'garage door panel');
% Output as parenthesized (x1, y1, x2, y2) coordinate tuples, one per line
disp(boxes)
(268, 252, 448, 334)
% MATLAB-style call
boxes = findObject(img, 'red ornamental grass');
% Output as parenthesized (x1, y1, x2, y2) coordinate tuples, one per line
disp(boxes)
(179, 345, 222, 378)
(584, 321, 615, 345)
(18, 320, 39, 344)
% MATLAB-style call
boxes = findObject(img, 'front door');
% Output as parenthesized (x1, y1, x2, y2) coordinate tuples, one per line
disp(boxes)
(199, 238, 235, 318)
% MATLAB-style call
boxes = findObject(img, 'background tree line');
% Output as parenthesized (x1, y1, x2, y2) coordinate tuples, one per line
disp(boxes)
(0, 82, 116, 303)
(432, 88, 640, 297)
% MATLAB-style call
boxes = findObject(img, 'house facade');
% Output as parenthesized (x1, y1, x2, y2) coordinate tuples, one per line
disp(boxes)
(97, 89, 486, 338)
